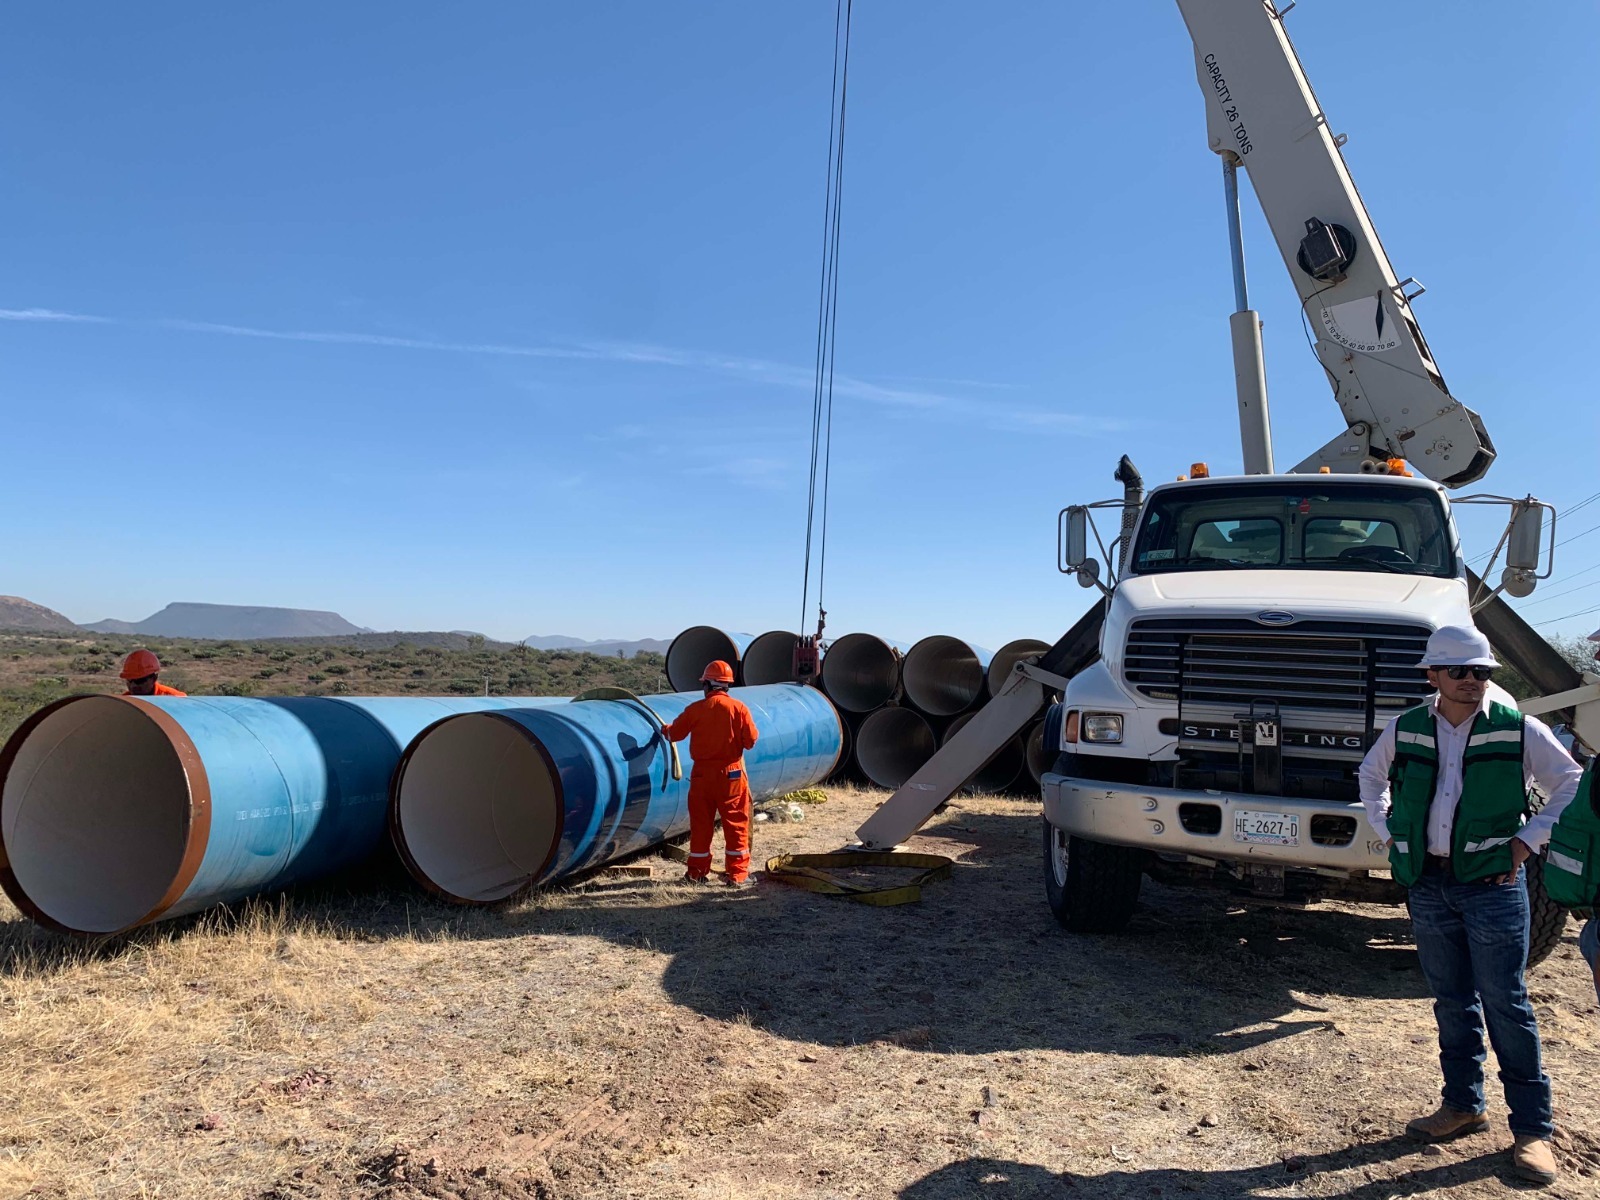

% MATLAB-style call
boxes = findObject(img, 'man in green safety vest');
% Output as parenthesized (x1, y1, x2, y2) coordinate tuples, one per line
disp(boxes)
(1540, 627, 1600, 1005)
(1543, 756, 1599, 1002)
(1358, 625, 1584, 1187)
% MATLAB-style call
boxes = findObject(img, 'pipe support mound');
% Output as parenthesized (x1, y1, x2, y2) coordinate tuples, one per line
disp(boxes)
(666, 627, 752, 693)
(0, 695, 563, 935)
(987, 639, 1051, 698)
(855, 706, 937, 790)
(392, 684, 843, 904)
(902, 636, 990, 717)
(820, 633, 902, 713)
(941, 712, 1025, 793)
(742, 631, 803, 686)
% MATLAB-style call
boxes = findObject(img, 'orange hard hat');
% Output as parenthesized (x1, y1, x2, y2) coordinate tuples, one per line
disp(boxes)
(120, 649, 162, 680)
(699, 660, 735, 685)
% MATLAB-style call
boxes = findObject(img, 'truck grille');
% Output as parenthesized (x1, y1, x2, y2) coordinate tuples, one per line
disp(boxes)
(1123, 618, 1433, 725)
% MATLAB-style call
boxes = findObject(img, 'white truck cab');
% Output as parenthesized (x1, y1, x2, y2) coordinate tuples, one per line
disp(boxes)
(1042, 470, 1470, 929)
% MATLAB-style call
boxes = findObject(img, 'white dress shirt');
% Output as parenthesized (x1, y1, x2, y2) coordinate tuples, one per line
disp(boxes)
(1358, 694, 1584, 854)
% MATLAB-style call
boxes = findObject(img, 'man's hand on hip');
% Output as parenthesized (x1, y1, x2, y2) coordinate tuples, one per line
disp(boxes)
(1490, 837, 1533, 885)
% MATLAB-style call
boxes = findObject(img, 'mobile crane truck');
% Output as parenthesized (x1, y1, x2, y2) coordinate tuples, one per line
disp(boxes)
(853, 0, 1600, 966)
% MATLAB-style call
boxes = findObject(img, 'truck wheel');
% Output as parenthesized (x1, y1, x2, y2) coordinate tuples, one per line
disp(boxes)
(1042, 820, 1144, 933)
(1525, 855, 1568, 971)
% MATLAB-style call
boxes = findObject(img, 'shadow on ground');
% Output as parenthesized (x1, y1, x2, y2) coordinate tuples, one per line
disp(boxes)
(895, 1143, 1519, 1200)
(0, 806, 1436, 1060)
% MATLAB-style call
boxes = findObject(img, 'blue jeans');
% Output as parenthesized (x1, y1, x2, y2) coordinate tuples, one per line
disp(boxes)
(1407, 864, 1552, 1138)
(1581, 918, 1600, 1005)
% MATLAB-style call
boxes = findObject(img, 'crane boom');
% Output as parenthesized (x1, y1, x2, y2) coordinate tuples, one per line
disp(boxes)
(1174, 0, 1495, 488)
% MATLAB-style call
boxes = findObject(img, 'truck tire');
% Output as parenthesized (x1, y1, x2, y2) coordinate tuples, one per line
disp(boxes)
(1525, 855, 1568, 971)
(1042, 820, 1144, 933)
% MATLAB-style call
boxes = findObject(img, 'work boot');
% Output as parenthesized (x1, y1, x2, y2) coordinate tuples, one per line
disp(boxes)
(1511, 1135, 1558, 1185)
(680, 872, 713, 886)
(1405, 1105, 1489, 1142)
(723, 876, 754, 889)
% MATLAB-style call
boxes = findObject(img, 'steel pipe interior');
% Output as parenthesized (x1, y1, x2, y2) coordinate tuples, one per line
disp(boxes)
(742, 631, 802, 686)
(820, 633, 902, 713)
(855, 706, 936, 790)
(0, 696, 188, 935)
(987, 639, 1050, 697)
(391, 712, 561, 904)
(942, 712, 1025, 793)
(902, 636, 988, 717)
(665, 627, 750, 692)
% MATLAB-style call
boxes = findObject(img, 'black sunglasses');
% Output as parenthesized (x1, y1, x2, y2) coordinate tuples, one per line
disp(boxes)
(1440, 665, 1494, 681)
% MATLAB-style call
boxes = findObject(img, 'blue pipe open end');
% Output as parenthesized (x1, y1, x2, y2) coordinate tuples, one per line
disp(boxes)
(391, 685, 843, 904)
(0, 695, 207, 935)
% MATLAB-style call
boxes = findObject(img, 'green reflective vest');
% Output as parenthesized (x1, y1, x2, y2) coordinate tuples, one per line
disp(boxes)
(1544, 764, 1599, 909)
(1386, 700, 1528, 886)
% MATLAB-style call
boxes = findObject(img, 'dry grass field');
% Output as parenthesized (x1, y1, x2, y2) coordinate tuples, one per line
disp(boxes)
(3, 784, 1599, 1200)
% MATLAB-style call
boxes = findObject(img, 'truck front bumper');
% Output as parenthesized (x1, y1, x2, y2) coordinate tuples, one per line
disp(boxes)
(1041, 773, 1391, 873)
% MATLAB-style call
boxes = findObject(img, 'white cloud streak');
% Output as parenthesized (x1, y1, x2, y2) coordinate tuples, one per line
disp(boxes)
(0, 307, 111, 323)
(0, 305, 1128, 434)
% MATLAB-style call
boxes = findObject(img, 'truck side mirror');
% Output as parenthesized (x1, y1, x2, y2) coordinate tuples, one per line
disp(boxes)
(1059, 504, 1112, 594)
(1500, 499, 1550, 599)
(1063, 507, 1089, 569)
(1458, 493, 1557, 610)
(1507, 502, 1544, 573)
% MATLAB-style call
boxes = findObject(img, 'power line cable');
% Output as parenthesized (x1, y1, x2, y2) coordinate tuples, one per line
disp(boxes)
(1470, 495, 1600, 566)
(1512, 558, 1600, 608)
(1556, 519, 1600, 550)
(1535, 601, 1600, 628)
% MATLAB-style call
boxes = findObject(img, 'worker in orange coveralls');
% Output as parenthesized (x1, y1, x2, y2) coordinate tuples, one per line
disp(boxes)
(660, 660, 759, 887)
(120, 649, 186, 697)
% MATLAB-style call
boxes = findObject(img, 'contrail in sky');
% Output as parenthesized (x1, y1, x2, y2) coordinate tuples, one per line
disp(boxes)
(0, 305, 1125, 433)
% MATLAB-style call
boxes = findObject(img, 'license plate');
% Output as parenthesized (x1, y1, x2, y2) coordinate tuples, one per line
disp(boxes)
(1233, 809, 1299, 846)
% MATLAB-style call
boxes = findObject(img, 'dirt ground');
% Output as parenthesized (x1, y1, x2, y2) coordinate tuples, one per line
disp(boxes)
(3, 784, 1599, 1200)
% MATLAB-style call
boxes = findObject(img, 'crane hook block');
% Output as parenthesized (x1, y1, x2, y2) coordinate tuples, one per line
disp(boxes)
(1296, 218, 1358, 283)
(794, 635, 821, 684)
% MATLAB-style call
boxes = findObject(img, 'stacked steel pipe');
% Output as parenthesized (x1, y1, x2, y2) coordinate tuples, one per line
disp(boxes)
(670, 628, 1058, 795)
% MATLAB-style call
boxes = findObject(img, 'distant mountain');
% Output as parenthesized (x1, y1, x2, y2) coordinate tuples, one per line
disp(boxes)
(0, 596, 79, 634)
(83, 602, 368, 640)
(523, 635, 591, 650)
(523, 634, 669, 658)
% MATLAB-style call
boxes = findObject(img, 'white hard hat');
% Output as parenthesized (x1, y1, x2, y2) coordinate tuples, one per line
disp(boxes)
(1417, 625, 1499, 669)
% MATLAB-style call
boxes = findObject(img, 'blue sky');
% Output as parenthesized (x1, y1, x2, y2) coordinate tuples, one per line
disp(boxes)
(3, 1, 1596, 648)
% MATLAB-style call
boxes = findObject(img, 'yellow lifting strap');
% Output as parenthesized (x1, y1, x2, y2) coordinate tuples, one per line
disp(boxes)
(572, 686, 682, 782)
(763, 851, 954, 906)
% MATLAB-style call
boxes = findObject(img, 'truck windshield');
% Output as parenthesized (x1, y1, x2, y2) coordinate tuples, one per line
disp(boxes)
(1129, 482, 1456, 577)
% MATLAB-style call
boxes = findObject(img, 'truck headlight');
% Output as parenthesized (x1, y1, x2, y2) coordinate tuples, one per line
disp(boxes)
(1081, 713, 1124, 744)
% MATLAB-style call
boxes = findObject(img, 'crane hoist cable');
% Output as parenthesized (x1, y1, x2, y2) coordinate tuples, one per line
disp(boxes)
(795, 0, 853, 684)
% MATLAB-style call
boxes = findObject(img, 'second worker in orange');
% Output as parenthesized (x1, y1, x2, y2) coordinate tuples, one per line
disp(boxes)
(660, 660, 758, 887)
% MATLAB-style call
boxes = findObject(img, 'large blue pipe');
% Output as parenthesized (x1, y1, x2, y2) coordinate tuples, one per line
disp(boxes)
(391, 684, 843, 903)
(0, 695, 563, 935)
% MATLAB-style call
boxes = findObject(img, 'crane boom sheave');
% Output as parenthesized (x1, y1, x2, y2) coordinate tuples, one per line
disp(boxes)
(1174, 0, 1495, 488)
